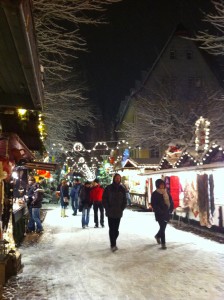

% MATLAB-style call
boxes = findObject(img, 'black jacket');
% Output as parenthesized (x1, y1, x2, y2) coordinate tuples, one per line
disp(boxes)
(102, 183, 126, 218)
(31, 189, 44, 208)
(151, 190, 174, 222)
(79, 186, 92, 208)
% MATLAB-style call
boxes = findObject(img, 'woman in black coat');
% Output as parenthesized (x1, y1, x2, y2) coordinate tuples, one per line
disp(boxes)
(151, 179, 174, 250)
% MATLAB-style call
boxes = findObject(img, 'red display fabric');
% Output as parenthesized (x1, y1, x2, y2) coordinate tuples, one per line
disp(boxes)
(170, 176, 180, 209)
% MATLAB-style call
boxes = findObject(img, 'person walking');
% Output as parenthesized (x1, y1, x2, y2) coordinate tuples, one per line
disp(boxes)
(102, 173, 127, 252)
(90, 178, 104, 228)
(79, 181, 92, 228)
(151, 178, 174, 250)
(31, 185, 44, 233)
(26, 177, 37, 233)
(70, 178, 82, 216)
(60, 180, 70, 217)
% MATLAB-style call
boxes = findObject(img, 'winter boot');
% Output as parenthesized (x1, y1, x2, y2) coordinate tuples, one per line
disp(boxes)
(155, 235, 161, 244)
(160, 244, 167, 250)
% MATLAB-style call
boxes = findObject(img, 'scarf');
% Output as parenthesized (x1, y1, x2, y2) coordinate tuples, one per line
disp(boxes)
(156, 188, 170, 209)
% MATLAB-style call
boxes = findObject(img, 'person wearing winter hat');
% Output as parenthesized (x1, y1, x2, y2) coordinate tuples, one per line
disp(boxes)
(151, 179, 174, 249)
(102, 173, 127, 252)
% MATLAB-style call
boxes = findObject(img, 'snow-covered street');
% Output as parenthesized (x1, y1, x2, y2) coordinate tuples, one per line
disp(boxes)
(1, 204, 224, 300)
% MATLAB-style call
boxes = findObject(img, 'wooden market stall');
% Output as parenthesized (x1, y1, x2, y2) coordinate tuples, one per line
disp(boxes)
(0, 0, 44, 284)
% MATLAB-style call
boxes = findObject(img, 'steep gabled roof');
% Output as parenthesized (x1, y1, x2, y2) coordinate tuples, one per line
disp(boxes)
(116, 23, 223, 127)
(116, 24, 180, 127)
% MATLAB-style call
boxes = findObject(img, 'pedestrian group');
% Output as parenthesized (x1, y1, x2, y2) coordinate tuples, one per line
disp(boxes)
(25, 174, 174, 252)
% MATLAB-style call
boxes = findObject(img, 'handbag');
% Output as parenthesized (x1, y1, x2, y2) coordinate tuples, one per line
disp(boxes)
(63, 197, 69, 203)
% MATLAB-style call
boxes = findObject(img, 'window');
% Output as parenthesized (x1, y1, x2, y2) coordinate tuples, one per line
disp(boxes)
(186, 51, 193, 59)
(188, 77, 194, 87)
(188, 77, 202, 88)
(170, 50, 176, 59)
(151, 147, 159, 158)
(195, 77, 201, 88)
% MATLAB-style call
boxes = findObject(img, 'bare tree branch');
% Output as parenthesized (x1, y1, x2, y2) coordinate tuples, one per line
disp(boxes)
(195, 0, 224, 56)
(33, 0, 122, 154)
(120, 87, 224, 149)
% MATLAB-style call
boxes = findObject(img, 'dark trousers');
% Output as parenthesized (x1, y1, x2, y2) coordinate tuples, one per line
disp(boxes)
(93, 202, 104, 226)
(156, 220, 167, 245)
(27, 206, 35, 231)
(108, 217, 121, 247)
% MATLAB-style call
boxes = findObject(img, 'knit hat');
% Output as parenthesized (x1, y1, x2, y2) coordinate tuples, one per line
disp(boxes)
(155, 179, 165, 189)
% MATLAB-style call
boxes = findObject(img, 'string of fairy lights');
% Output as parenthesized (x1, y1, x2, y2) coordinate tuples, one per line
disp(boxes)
(158, 143, 224, 170)
(72, 140, 132, 152)
(17, 111, 224, 176)
(158, 117, 223, 170)
(59, 139, 134, 179)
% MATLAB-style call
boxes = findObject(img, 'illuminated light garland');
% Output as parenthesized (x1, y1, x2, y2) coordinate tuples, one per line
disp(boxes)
(78, 157, 85, 164)
(63, 139, 135, 178)
(157, 155, 173, 170)
(72, 140, 132, 153)
(174, 152, 198, 168)
(201, 144, 224, 164)
(73, 142, 85, 152)
(195, 116, 210, 152)
(38, 113, 47, 141)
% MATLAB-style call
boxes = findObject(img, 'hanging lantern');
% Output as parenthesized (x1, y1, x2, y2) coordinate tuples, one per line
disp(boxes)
(17, 109, 28, 121)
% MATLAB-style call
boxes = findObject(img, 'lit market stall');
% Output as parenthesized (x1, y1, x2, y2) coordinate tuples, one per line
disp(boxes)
(118, 158, 158, 209)
(143, 117, 224, 232)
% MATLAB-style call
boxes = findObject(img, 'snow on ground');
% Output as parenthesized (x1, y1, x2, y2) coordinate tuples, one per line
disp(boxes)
(1, 204, 224, 300)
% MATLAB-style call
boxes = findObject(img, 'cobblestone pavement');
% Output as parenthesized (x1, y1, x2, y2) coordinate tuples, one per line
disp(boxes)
(0, 204, 224, 300)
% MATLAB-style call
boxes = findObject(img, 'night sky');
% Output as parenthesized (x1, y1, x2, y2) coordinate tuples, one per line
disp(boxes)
(78, 0, 213, 124)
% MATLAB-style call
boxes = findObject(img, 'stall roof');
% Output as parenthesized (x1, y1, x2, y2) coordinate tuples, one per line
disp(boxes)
(142, 161, 224, 176)
(0, 0, 44, 110)
(0, 132, 34, 162)
(23, 161, 58, 171)
(119, 158, 159, 170)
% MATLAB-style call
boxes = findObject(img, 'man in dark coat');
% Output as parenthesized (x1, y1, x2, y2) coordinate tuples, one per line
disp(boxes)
(79, 181, 92, 228)
(31, 185, 44, 233)
(151, 179, 174, 249)
(102, 173, 127, 252)
(26, 177, 37, 232)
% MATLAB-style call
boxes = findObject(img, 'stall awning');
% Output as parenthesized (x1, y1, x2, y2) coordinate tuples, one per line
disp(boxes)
(0, 132, 34, 162)
(24, 161, 58, 171)
(0, 0, 44, 110)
